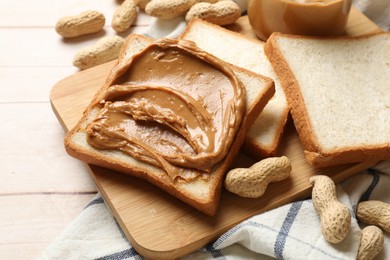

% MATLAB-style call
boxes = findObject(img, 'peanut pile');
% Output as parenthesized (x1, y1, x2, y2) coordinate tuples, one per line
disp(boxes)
(309, 175, 387, 259)
(225, 158, 387, 259)
(55, 0, 241, 70)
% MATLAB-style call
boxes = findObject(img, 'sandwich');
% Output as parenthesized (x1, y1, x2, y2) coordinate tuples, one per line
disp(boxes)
(64, 34, 275, 215)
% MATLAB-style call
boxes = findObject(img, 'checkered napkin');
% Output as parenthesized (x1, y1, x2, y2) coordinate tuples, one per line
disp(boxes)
(39, 161, 390, 260)
(353, 0, 390, 31)
(40, 1, 390, 259)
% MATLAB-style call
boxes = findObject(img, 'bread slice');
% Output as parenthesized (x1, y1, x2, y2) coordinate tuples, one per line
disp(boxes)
(65, 34, 275, 216)
(180, 19, 289, 158)
(264, 32, 390, 167)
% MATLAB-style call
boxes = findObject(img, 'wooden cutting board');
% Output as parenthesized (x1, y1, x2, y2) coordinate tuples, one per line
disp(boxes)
(50, 9, 382, 260)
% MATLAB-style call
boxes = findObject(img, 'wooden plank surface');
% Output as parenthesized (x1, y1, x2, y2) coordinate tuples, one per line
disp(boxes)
(0, 0, 152, 258)
(0, 0, 150, 27)
(50, 10, 382, 259)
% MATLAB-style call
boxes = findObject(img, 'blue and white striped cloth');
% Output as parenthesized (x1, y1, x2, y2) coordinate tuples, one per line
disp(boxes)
(39, 161, 390, 259)
(40, 1, 390, 259)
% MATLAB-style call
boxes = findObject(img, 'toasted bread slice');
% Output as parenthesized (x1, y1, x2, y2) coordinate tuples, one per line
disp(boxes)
(264, 32, 390, 167)
(180, 19, 289, 158)
(64, 34, 275, 215)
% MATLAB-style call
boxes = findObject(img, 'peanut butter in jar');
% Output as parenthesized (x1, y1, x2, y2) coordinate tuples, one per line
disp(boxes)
(248, 0, 352, 41)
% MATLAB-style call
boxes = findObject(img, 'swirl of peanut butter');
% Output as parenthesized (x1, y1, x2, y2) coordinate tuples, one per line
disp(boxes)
(86, 38, 245, 181)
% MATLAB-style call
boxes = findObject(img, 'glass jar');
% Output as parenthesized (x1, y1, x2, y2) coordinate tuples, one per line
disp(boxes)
(248, 0, 352, 41)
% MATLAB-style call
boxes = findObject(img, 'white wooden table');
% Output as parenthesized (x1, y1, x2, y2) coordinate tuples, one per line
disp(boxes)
(0, 1, 151, 258)
(1, 1, 387, 259)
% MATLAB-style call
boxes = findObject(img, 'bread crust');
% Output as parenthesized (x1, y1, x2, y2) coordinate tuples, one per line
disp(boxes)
(242, 112, 289, 158)
(181, 19, 290, 158)
(264, 33, 318, 152)
(64, 34, 275, 215)
(265, 32, 390, 167)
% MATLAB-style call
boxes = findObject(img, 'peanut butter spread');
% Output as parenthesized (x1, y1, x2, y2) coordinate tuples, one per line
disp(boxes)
(86, 39, 246, 181)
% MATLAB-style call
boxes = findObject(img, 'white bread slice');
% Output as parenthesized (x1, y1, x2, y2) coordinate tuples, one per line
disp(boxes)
(264, 32, 390, 167)
(65, 34, 275, 216)
(180, 19, 289, 158)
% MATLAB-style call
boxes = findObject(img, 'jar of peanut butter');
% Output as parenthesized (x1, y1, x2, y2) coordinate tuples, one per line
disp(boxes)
(248, 0, 352, 41)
